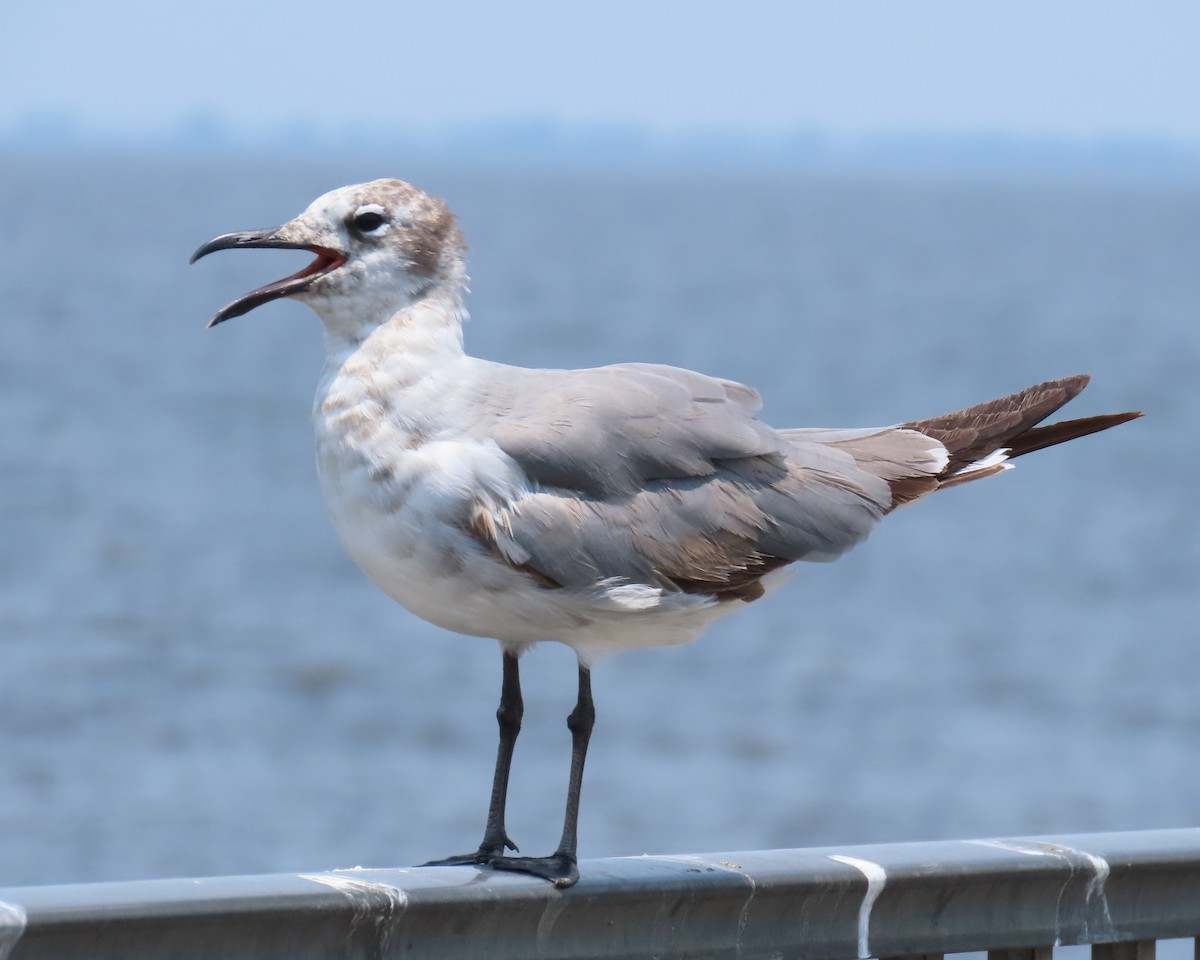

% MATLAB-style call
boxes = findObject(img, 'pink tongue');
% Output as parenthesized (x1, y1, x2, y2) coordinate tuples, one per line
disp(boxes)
(298, 249, 346, 279)
(296, 252, 331, 279)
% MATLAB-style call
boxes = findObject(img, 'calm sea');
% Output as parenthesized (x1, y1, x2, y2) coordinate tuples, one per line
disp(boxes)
(1, 150, 1196, 887)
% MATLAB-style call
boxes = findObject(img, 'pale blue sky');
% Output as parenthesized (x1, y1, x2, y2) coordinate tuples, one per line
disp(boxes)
(3, 0, 1199, 142)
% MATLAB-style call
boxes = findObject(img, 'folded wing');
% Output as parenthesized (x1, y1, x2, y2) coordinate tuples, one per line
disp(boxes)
(468, 363, 948, 601)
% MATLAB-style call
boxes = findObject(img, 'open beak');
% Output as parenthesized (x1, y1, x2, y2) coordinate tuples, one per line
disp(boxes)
(190, 228, 347, 327)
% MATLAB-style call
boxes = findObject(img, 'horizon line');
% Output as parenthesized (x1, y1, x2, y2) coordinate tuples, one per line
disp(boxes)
(5, 120, 1200, 179)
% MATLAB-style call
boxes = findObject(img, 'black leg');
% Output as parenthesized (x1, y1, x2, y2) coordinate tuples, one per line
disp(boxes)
(422, 651, 523, 866)
(490, 664, 594, 888)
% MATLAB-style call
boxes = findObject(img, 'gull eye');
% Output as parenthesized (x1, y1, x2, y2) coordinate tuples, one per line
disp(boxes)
(350, 204, 388, 234)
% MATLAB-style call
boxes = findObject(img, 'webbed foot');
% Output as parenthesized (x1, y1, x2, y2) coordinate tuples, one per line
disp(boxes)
(421, 835, 518, 868)
(489, 852, 578, 888)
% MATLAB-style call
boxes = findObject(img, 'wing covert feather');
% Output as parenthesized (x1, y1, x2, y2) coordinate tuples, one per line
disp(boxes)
(483, 363, 777, 496)
(460, 362, 948, 600)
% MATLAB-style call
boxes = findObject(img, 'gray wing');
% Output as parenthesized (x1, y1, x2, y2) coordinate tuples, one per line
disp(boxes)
(467, 362, 945, 600)
(476, 362, 778, 496)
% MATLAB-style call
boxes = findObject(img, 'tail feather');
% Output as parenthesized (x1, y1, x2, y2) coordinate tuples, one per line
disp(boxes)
(1004, 410, 1143, 459)
(902, 374, 1141, 492)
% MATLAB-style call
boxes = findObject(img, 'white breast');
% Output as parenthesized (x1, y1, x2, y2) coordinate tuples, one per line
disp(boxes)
(310, 340, 745, 663)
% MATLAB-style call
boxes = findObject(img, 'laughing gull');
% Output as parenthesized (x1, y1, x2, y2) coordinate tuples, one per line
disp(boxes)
(192, 178, 1140, 888)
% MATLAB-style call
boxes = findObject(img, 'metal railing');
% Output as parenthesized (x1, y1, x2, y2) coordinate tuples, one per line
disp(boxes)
(0, 828, 1198, 959)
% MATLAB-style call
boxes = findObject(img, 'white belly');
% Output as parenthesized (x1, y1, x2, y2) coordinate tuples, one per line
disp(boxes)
(316, 445, 755, 663)
(311, 362, 754, 663)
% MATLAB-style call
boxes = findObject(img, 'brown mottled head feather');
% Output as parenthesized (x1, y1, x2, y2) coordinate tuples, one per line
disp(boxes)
(405, 200, 464, 277)
(351, 179, 465, 279)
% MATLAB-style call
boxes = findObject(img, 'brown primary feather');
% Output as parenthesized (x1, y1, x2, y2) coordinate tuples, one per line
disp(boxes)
(884, 473, 942, 507)
(905, 374, 1089, 473)
(903, 374, 1141, 487)
(1002, 411, 1143, 459)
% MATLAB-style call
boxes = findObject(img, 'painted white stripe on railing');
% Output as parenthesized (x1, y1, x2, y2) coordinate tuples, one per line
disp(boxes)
(0, 900, 27, 960)
(829, 855, 888, 959)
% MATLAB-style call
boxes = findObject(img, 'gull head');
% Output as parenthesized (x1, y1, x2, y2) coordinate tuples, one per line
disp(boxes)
(191, 179, 465, 334)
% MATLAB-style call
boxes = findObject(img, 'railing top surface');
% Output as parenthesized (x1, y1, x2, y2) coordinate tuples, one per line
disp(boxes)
(1, 827, 1199, 960)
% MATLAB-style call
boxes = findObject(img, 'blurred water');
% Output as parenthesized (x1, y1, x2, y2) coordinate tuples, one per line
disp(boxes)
(0, 149, 1196, 887)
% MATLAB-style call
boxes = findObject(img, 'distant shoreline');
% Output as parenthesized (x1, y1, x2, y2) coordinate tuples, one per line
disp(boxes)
(3, 124, 1200, 181)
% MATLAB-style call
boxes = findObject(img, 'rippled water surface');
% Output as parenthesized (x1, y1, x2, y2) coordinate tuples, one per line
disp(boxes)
(1, 151, 1196, 885)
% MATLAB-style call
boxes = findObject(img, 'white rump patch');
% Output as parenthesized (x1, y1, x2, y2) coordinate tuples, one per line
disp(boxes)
(926, 442, 951, 473)
(953, 447, 1012, 479)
